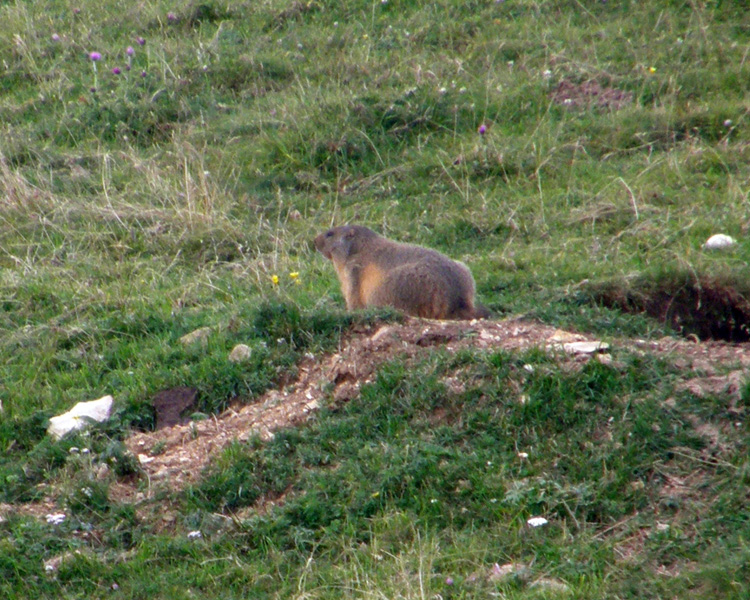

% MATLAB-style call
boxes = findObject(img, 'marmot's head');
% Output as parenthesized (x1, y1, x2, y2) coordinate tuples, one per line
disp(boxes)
(314, 225, 378, 259)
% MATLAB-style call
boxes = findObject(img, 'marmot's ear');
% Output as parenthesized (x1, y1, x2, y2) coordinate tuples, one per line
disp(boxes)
(345, 228, 356, 239)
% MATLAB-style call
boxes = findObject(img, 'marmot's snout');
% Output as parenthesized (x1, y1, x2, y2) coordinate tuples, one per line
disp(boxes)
(314, 230, 334, 258)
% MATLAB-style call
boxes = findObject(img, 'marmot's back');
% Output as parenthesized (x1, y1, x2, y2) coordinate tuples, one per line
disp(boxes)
(314, 225, 489, 320)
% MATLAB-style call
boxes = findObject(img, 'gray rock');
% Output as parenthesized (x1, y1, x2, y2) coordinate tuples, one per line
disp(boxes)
(228, 344, 252, 363)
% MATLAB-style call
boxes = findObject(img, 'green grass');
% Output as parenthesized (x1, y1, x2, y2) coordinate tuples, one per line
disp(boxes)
(1, 0, 750, 597)
(2, 351, 748, 597)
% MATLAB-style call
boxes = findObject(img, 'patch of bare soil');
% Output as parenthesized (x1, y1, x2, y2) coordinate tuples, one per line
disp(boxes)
(120, 318, 564, 499)
(0, 500, 59, 522)
(550, 80, 633, 110)
(5, 317, 748, 525)
(113, 317, 750, 505)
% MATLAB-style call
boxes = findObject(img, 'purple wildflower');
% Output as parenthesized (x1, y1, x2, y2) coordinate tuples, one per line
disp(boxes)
(89, 51, 101, 61)
(445, 577, 454, 585)
(51, 33, 61, 42)
(478, 124, 487, 135)
(140, 70, 147, 77)
(126, 46, 135, 56)
(167, 12, 177, 21)
(136, 36, 146, 46)
(112, 67, 121, 75)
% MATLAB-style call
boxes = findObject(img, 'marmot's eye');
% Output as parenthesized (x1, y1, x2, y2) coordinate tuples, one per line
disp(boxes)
(325, 231, 333, 237)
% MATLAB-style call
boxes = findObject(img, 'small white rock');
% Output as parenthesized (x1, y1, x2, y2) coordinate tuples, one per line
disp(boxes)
(187, 530, 203, 540)
(548, 341, 609, 354)
(527, 516, 549, 528)
(702, 234, 736, 250)
(228, 344, 252, 363)
(490, 562, 525, 581)
(46, 513, 67, 525)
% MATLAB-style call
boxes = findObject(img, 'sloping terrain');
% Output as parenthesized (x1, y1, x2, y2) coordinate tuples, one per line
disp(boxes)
(123, 317, 748, 498)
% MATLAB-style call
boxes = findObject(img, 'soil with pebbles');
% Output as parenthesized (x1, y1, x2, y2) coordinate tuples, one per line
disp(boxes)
(3, 316, 748, 523)
(119, 316, 749, 500)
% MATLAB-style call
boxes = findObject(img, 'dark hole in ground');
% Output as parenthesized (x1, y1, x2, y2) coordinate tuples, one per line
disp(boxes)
(152, 387, 198, 429)
(591, 276, 750, 343)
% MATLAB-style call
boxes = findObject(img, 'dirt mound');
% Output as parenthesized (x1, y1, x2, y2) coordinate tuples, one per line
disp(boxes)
(122, 318, 572, 497)
(550, 80, 633, 110)
(4, 316, 749, 524)
(119, 317, 749, 503)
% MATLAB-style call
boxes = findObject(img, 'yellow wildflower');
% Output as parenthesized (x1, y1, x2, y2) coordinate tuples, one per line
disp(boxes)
(271, 274, 279, 286)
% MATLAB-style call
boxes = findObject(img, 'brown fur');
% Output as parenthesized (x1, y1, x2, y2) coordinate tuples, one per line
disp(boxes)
(314, 225, 490, 320)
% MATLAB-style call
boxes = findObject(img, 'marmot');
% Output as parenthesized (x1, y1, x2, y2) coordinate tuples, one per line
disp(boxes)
(314, 225, 490, 320)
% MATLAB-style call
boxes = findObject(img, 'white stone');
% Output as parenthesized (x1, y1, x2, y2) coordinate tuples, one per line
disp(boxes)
(702, 234, 736, 250)
(47, 395, 114, 440)
(527, 516, 549, 528)
(228, 344, 252, 363)
(549, 341, 609, 354)
(45, 513, 67, 525)
(566, 341, 609, 353)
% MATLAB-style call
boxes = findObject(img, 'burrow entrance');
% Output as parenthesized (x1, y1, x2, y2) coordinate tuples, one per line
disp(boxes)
(591, 275, 750, 343)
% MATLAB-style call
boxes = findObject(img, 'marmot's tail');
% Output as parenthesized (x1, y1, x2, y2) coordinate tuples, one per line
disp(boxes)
(454, 303, 492, 320)
(472, 305, 492, 319)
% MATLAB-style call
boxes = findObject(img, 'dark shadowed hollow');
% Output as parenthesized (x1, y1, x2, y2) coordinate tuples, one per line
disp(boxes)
(591, 273, 750, 342)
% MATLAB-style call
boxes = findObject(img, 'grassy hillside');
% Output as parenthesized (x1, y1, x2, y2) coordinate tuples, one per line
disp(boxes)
(1, 0, 749, 598)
